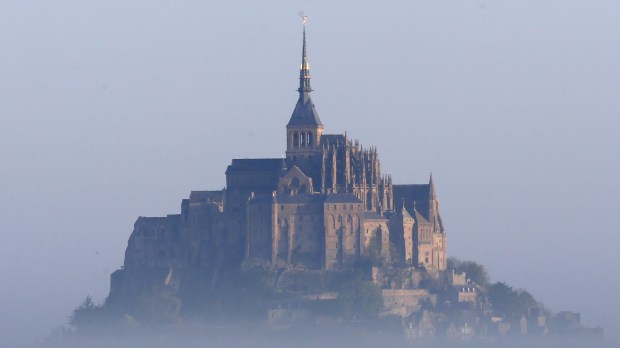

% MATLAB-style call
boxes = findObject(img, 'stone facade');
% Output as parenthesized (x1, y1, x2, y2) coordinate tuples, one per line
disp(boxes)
(112, 26, 449, 297)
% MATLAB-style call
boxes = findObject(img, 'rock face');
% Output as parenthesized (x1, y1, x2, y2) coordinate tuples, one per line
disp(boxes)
(106, 26, 447, 309)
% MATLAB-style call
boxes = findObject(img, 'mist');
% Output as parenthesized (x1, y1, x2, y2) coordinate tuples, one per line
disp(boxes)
(1, 1, 618, 347)
(36, 326, 617, 348)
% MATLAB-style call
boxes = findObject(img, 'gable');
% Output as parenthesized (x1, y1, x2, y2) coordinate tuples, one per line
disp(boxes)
(278, 165, 314, 194)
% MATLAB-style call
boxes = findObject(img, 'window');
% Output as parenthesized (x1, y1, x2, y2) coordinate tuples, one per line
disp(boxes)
(293, 132, 299, 148)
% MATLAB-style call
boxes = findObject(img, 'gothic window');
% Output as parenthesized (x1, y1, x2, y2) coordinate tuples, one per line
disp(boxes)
(308, 132, 313, 147)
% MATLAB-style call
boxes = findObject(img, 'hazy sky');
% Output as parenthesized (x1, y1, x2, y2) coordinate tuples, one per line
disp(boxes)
(1, 1, 618, 345)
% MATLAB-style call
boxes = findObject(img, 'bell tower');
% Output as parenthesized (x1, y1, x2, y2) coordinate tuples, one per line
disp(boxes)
(286, 17, 323, 162)
(285, 17, 324, 187)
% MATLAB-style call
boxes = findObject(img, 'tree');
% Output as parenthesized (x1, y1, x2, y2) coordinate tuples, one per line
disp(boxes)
(69, 296, 101, 331)
(447, 257, 461, 270)
(458, 261, 489, 286)
(488, 282, 538, 318)
(337, 275, 383, 320)
(447, 257, 489, 286)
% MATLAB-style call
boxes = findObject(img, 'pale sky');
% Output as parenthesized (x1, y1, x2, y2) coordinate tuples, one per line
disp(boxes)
(1, 1, 619, 345)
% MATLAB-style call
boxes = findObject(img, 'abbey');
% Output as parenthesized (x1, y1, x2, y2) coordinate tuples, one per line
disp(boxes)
(118, 26, 447, 282)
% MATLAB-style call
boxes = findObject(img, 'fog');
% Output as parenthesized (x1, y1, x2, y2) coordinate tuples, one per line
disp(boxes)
(0, 1, 618, 346)
(36, 328, 618, 348)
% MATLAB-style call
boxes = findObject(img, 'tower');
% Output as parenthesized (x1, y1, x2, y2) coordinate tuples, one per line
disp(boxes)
(286, 18, 324, 185)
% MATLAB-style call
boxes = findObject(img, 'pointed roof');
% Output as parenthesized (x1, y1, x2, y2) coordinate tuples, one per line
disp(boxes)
(393, 184, 430, 220)
(287, 18, 323, 128)
(429, 172, 437, 201)
(399, 198, 414, 220)
(412, 201, 430, 224)
(402, 206, 414, 220)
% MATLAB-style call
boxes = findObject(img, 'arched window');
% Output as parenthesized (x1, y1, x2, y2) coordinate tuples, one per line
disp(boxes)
(291, 177, 300, 189)
(308, 132, 313, 147)
(293, 132, 299, 149)
(300, 132, 305, 148)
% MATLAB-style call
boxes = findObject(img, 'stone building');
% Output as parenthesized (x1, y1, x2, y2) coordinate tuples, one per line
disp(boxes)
(114, 24, 448, 291)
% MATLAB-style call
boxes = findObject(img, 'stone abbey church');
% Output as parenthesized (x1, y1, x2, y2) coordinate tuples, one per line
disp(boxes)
(118, 27, 447, 280)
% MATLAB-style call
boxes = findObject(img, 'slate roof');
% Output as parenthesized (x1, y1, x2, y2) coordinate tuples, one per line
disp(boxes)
(225, 158, 286, 174)
(393, 184, 431, 220)
(287, 95, 323, 127)
(413, 208, 430, 224)
(401, 206, 414, 220)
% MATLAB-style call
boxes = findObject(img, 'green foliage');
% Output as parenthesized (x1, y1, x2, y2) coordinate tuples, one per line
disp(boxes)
(134, 286, 181, 325)
(69, 296, 101, 330)
(447, 257, 489, 286)
(362, 235, 383, 267)
(336, 274, 383, 320)
(488, 281, 538, 318)
(419, 274, 449, 294)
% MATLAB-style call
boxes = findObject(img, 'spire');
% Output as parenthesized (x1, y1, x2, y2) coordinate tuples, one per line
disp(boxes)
(428, 172, 440, 230)
(287, 16, 323, 128)
(299, 17, 312, 95)
(429, 172, 437, 201)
